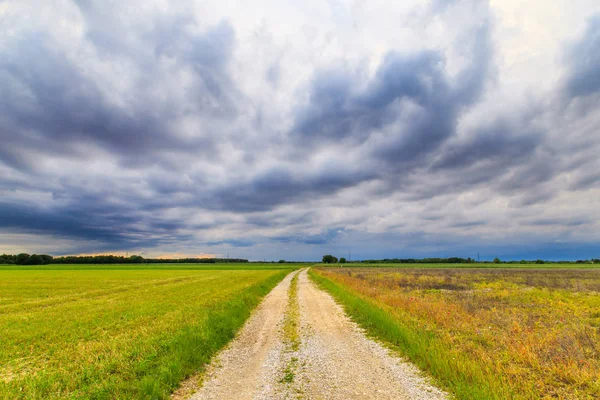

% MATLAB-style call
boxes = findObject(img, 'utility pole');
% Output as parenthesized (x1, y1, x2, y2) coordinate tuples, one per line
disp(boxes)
(477, 252, 480, 262)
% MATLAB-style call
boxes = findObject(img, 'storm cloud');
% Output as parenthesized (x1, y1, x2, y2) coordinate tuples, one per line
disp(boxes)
(0, 0, 599, 260)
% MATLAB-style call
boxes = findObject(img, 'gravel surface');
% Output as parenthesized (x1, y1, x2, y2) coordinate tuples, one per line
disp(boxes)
(179, 270, 298, 400)
(181, 268, 448, 400)
(290, 269, 448, 400)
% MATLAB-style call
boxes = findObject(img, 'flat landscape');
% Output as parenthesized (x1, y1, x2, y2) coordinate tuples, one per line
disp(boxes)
(0, 264, 290, 399)
(3, 1, 600, 398)
(312, 265, 600, 399)
(178, 268, 447, 400)
(2, 263, 599, 399)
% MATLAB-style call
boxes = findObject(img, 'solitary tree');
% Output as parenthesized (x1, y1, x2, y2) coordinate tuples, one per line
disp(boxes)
(493, 257, 501, 264)
(339, 257, 347, 263)
(322, 254, 338, 264)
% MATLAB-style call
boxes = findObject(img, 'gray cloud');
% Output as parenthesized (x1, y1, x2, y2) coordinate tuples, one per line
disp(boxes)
(0, 16, 237, 172)
(0, 200, 193, 251)
(293, 20, 493, 177)
(0, 0, 599, 259)
(294, 50, 459, 153)
(564, 14, 600, 98)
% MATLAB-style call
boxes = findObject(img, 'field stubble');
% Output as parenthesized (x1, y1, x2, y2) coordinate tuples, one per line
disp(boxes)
(0, 265, 289, 399)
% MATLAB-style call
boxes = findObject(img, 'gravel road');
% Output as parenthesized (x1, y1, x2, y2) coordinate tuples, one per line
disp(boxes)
(179, 268, 448, 400)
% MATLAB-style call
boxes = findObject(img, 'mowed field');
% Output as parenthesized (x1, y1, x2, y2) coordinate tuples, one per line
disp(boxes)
(0, 264, 292, 399)
(311, 265, 600, 400)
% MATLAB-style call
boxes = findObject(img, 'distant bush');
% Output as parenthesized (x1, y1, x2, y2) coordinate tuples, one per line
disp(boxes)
(339, 257, 347, 263)
(322, 254, 338, 264)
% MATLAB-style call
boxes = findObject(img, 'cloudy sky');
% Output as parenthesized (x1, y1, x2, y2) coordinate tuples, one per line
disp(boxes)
(1, 0, 600, 261)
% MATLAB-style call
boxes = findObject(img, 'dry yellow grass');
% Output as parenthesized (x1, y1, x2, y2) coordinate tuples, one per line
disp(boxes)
(314, 267, 600, 399)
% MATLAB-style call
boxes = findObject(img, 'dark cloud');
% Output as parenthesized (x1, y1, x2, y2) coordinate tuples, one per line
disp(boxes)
(293, 50, 454, 150)
(0, 17, 237, 172)
(205, 239, 254, 247)
(207, 164, 376, 212)
(293, 22, 492, 175)
(449, 220, 486, 228)
(564, 14, 600, 98)
(570, 172, 600, 190)
(269, 229, 342, 245)
(431, 119, 541, 171)
(0, 200, 188, 251)
(527, 218, 589, 227)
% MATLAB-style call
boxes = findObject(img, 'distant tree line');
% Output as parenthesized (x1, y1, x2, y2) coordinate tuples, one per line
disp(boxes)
(0, 254, 249, 265)
(2, 253, 599, 266)
(0, 253, 54, 265)
(323, 256, 600, 265)
(52, 255, 145, 264)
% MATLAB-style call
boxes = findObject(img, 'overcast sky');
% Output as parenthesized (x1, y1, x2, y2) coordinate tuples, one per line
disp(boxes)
(1, 0, 600, 261)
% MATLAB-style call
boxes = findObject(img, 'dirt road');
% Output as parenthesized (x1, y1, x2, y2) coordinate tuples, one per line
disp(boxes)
(177, 269, 447, 400)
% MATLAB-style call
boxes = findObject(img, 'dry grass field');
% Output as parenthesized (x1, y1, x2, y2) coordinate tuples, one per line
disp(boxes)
(312, 266, 600, 399)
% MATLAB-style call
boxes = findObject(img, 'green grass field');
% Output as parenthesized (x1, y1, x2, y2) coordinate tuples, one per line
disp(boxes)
(0, 264, 293, 399)
(311, 266, 600, 399)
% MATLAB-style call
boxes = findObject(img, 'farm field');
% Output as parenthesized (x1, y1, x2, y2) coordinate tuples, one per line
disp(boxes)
(311, 266, 600, 400)
(0, 264, 291, 399)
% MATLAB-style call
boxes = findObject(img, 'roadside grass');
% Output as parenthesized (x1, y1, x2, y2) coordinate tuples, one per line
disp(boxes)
(0, 268, 289, 399)
(310, 267, 600, 400)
